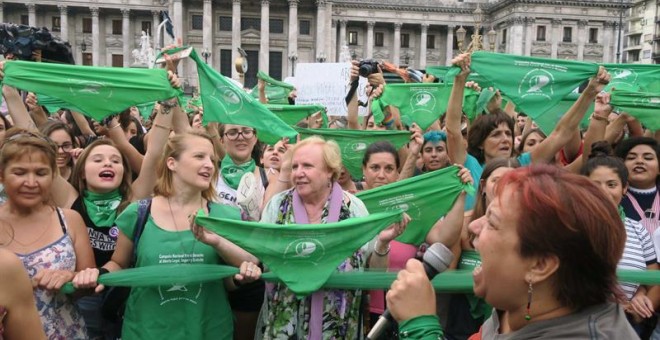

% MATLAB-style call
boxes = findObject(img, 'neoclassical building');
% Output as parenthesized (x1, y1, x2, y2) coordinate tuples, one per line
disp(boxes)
(1, 0, 652, 91)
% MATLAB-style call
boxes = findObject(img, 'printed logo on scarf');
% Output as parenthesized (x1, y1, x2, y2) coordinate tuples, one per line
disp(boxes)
(209, 86, 244, 115)
(283, 238, 326, 265)
(343, 142, 368, 160)
(519, 69, 554, 100)
(409, 90, 436, 116)
(158, 283, 203, 305)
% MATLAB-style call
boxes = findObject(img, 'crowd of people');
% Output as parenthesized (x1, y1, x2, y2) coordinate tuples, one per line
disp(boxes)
(0, 46, 657, 340)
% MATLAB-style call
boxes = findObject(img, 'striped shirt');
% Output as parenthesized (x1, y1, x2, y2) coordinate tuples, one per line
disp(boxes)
(617, 218, 657, 300)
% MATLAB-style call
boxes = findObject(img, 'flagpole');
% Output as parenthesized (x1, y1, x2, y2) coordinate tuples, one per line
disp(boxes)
(616, 0, 623, 63)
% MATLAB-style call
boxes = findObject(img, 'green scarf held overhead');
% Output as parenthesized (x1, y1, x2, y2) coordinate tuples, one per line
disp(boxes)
(267, 104, 328, 127)
(2, 60, 182, 121)
(357, 166, 475, 245)
(220, 155, 256, 190)
(372, 84, 479, 130)
(460, 51, 599, 119)
(36, 94, 86, 115)
(136, 102, 156, 121)
(295, 127, 411, 180)
(83, 189, 122, 227)
(602, 64, 660, 93)
(425, 66, 494, 89)
(179, 49, 298, 145)
(533, 91, 592, 135)
(610, 90, 660, 131)
(251, 70, 295, 104)
(194, 210, 403, 295)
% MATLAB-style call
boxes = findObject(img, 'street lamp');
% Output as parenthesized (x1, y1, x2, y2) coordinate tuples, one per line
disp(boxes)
(317, 52, 327, 63)
(81, 41, 87, 52)
(201, 47, 211, 64)
(488, 27, 497, 51)
(403, 53, 410, 66)
(456, 4, 486, 53)
(288, 52, 298, 76)
(456, 26, 466, 51)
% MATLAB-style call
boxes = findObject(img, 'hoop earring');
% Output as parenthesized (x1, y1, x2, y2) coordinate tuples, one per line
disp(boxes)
(525, 280, 533, 321)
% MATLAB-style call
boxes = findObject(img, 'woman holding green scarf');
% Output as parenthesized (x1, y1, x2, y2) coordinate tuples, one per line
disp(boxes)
(214, 123, 266, 340)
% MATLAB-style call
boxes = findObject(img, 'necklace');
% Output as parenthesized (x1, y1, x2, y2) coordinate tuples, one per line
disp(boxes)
(9, 211, 53, 249)
(167, 197, 204, 263)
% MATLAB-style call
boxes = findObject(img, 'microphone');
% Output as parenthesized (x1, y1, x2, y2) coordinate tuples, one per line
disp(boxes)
(366, 242, 454, 340)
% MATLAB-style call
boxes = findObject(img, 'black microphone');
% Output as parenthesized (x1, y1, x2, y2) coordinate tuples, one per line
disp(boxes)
(366, 242, 454, 340)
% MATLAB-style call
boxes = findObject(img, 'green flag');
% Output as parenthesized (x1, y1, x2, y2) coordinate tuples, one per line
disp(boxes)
(2, 60, 182, 121)
(266, 104, 328, 127)
(296, 127, 411, 180)
(190, 50, 298, 145)
(602, 64, 660, 93)
(36, 94, 85, 115)
(356, 166, 474, 245)
(610, 90, 660, 130)
(465, 51, 599, 119)
(250, 71, 295, 105)
(136, 102, 156, 121)
(426, 66, 494, 89)
(372, 84, 477, 130)
(195, 210, 403, 295)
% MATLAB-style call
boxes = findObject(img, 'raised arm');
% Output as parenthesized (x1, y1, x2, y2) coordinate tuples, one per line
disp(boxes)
(346, 60, 361, 130)
(564, 92, 611, 173)
(530, 66, 610, 164)
(105, 116, 144, 174)
(425, 166, 471, 247)
(70, 110, 96, 137)
(398, 123, 423, 181)
(445, 54, 471, 166)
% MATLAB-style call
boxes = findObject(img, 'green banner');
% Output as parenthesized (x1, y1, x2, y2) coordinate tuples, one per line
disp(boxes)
(533, 91, 592, 135)
(195, 210, 403, 295)
(2, 60, 182, 121)
(611, 90, 660, 130)
(296, 127, 411, 180)
(602, 64, 660, 93)
(267, 104, 328, 127)
(357, 166, 474, 245)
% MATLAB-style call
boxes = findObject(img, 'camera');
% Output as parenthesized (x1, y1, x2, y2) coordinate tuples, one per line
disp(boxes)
(358, 59, 380, 77)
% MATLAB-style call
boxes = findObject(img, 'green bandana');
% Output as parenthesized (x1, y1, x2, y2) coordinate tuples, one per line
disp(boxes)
(165, 48, 299, 145)
(533, 91, 593, 135)
(610, 89, 660, 130)
(372, 83, 479, 130)
(82, 189, 122, 227)
(296, 127, 411, 180)
(618, 205, 627, 222)
(357, 166, 475, 245)
(453, 51, 599, 119)
(2, 60, 182, 121)
(250, 70, 295, 105)
(195, 210, 403, 295)
(603, 64, 660, 93)
(220, 155, 256, 190)
(267, 104, 328, 127)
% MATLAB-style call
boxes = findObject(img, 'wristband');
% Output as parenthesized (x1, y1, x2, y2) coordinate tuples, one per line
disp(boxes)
(98, 267, 110, 276)
(591, 114, 608, 122)
(374, 240, 391, 256)
(345, 79, 360, 105)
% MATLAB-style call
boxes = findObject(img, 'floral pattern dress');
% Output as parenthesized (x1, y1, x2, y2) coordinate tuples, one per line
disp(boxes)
(18, 209, 87, 340)
(259, 189, 371, 340)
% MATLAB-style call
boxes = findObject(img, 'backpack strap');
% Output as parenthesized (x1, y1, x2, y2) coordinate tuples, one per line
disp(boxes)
(130, 198, 152, 267)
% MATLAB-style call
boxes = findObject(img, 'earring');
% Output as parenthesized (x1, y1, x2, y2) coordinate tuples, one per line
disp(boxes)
(525, 280, 533, 321)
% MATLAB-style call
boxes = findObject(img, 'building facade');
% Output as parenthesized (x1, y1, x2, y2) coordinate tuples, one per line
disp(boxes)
(624, 0, 660, 63)
(1, 0, 648, 91)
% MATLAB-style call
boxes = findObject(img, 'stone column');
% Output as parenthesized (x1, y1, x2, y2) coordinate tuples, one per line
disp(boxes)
(551, 18, 561, 59)
(511, 17, 524, 55)
(420, 23, 428, 69)
(602, 21, 613, 63)
(315, 0, 326, 61)
(27, 3, 36, 27)
(393, 22, 401, 65)
(122, 9, 130, 67)
(446, 25, 454, 65)
(152, 10, 160, 49)
(524, 17, 534, 56)
(91, 7, 100, 66)
(613, 21, 621, 62)
(326, 1, 334, 61)
(260, 0, 269, 73)
(173, 0, 184, 77)
(339, 20, 347, 49)
(58, 5, 69, 42)
(203, 0, 213, 66)
(577, 19, 587, 60)
(0, 3, 4, 25)
(366, 21, 375, 58)
(231, 0, 241, 79)
(288, 0, 298, 76)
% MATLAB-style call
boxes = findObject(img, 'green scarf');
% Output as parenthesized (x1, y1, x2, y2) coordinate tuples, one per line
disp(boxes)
(532, 91, 592, 135)
(602, 64, 660, 93)
(82, 189, 122, 227)
(2, 60, 182, 121)
(267, 104, 328, 127)
(452, 51, 599, 119)
(618, 205, 627, 222)
(164, 48, 298, 145)
(195, 210, 403, 295)
(296, 127, 411, 180)
(610, 89, 660, 131)
(220, 155, 256, 190)
(357, 166, 475, 245)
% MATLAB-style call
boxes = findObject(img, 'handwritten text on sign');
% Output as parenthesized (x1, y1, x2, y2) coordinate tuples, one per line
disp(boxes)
(295, 63, 368, 116)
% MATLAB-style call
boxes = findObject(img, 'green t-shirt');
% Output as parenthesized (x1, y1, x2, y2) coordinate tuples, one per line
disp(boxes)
(116, 201, 241, 340)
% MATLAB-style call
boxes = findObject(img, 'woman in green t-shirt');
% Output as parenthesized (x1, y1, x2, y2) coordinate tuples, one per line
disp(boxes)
(74, 131, 262, 340)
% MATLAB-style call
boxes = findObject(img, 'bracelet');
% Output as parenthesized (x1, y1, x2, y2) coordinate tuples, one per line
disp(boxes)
(98, 267, 110, 276)
(277, 177, 290, 183)
(154, 123, 172, 131)
(109, 123, 121, 129)
(591, 114, 609, 122)
(374, 240, 391, 256)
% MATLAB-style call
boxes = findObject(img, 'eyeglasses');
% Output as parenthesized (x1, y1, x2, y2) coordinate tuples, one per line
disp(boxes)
(224, 129, 255, 141)
(56, 143, 73, 152)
